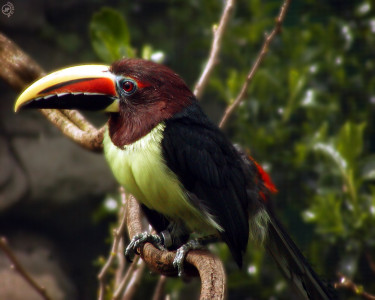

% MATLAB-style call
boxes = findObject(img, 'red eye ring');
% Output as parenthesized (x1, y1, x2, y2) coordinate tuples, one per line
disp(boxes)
(122, 80, 135, 93)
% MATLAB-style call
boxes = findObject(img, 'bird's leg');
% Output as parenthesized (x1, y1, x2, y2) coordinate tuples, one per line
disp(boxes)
(125, 232, 165, 262)
(173, 235, 219, 277)
(125, 221, 189, 262)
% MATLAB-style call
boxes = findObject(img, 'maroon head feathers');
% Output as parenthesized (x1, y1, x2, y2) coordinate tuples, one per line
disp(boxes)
(108, 58, 194, 148)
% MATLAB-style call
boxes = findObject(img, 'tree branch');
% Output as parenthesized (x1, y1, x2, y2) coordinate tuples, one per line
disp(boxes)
(334, 273, 375, 300)
(112, 256, 143, 300)
(152, 275, 167, 300)
(219, 0, 291, 128)
(98, 188, 129, 300)
(0, 237, 53, 300)
(121, 258, 146, 300)
(193, 0, 235, 99)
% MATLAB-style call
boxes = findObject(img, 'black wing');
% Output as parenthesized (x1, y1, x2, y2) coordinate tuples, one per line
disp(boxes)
(161, 102, 260, 266)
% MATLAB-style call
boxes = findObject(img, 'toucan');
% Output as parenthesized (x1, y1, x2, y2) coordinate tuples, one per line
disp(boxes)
(15, 58, 335, 299)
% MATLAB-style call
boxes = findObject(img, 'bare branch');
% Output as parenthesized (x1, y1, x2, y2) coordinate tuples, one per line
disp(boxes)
(60, 109, 98, 132)
(193, 0, 235, 99)
(152, 275, 167, 300)
(334, 273, 375, 300)
(112, 256, 141, 300)
(0, 33, 44, 91)
(219, 0, 291, 128)
(0, 237, 53, 300)
(98, 188, 129, 300)
(39, 109, 105, 152)
(121, 259, 146, 300)
(115, 237, 126, 288)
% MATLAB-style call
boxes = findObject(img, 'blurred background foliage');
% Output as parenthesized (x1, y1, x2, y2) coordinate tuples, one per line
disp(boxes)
(2, 0, 375, 299)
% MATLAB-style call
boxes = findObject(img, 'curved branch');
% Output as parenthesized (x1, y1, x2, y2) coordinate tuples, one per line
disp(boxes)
(219, 0, 291, 128)
(125, 195, 226, 299)
(39, 109, 105, 152)
(194, 0, 235, 99)
(0, 237, 53, 300)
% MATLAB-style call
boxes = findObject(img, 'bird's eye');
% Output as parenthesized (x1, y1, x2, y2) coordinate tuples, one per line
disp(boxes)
(121, 79, 137, 94)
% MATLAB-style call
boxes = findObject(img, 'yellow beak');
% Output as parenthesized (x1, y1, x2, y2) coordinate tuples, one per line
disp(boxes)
(15, 65, 120, 113)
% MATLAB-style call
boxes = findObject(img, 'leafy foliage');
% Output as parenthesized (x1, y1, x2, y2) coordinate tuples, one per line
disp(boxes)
(90, 7, 134, 63)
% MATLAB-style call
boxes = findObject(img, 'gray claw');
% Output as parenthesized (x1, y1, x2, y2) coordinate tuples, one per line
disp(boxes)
(173, 245, 189, 277)
(173, 239, 204, 277)
(125, 232, 163, 262)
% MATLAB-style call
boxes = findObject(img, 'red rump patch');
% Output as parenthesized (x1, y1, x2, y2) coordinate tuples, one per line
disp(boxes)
(39, 78, 117, 96)
(248, 155, 277, 202)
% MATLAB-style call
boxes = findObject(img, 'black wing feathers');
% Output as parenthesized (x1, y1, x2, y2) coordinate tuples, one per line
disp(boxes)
(161, 102, 258, 266)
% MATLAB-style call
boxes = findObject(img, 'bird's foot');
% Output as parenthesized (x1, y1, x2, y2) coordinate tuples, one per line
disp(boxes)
(173, 235, 218, 277)
(125, 232, 164, 262)
(173, 239, 203, 277)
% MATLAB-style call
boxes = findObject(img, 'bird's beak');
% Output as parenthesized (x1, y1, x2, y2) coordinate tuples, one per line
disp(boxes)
(14, 65, 120, 113)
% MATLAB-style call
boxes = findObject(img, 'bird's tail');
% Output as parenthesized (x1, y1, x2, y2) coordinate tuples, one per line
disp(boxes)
(264, 209, 336, 300)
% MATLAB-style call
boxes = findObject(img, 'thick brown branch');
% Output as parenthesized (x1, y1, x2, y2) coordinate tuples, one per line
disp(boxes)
(125, 196, 226, 300)
(0, 237, 53, 300)
(334, 273, 375, 300)
(219, 0, 291, 128)
(0, 33, 44, 91)
(194, 0, 235, 99)
(0, 32, 104, 152)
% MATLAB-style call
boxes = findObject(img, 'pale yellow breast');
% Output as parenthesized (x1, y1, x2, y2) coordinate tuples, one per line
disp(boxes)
(103, 124, 220, 233)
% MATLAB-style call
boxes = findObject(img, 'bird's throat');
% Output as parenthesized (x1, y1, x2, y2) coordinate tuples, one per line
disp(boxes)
(108, 110, 157, 148)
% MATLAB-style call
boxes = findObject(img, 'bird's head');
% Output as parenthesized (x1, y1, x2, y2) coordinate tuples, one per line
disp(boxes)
(15, 58, 195, 146)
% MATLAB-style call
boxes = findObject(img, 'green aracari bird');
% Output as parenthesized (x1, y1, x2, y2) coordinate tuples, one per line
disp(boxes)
(15, 58, 335, 299)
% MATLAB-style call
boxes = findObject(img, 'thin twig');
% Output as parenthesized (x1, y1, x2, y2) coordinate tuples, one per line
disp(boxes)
(121, 259, 146, 300)
(111, 256, 141, 300)
(193, 0, 235, 99)
(219, 0, 291, 128)
(334, 272, 375, 300)
(115, 237, 126, 288)
(152, 276, 167, 300)
(0, 237, 53, 300)
(98, 188, 129, 300)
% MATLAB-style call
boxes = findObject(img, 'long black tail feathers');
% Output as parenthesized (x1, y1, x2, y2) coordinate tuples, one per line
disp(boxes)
(264, 211, 337, 300)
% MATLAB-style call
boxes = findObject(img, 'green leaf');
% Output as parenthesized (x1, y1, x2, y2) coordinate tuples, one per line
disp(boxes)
(360, 155, 375, 181)
(304, 193, 344, 237)
(282, 68, 306, 122)
(313, 142, 348, 172)
(89, 7, 134, 63)
(335, 121, 366, 168)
